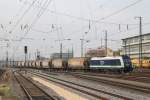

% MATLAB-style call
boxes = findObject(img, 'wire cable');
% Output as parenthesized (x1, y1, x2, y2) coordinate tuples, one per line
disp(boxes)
(11, 0, 53, 59)
(98, 0, 143, 20)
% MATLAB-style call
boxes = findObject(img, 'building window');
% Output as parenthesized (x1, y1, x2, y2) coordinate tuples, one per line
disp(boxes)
(144, 35, 150, 40)
(133, 37, 139, 43)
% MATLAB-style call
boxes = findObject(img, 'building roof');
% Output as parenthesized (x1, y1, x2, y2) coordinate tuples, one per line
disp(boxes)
(87, 47, 112, 52)
(122, 33, 150, 40)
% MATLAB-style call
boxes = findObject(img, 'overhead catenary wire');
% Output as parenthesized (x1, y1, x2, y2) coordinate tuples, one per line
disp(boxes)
(16, 0, 149, 42)
(2, 0, 142, 39)
(14, 0, 146, 42)
(19, 0, 52, 42)
(9, 0, 38, 34)
(0, 0, 26, 38)
(19, 0, 144, 26)
(53, 0, 62, 43)
(11, 0, 53, 59)
(0, 0, 39, 57)
(7, 0, 146, 43)
(64, 21, 150, 39)
(98, 0, 143, 20)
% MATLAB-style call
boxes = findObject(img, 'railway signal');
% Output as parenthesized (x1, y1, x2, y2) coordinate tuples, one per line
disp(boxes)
(24, 46, 28, 67)
(24, 46, 28, 54)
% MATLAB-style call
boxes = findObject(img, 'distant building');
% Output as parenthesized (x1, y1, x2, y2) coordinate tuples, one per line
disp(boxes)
(113, 49, 122, 56)
(85, 47, 113, 57)
(36, 56, 49, 60)
(122, 33, 150, 59)
(51, 52, 73, 59)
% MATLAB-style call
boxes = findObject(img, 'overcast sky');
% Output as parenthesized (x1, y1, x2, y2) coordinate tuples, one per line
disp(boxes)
(0, 0, 150, 60)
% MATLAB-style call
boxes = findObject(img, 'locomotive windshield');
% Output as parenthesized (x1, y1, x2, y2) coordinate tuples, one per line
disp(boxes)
(122, 55, 133, 72)
(122, 55, 132, 67)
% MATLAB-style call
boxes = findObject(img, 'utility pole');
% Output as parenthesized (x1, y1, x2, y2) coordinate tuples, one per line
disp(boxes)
(101, 37, 103, 48)
(80, 39, 84, 57)
(105, 30, 107, 57)
(24, 46, 27, 67)
(80, 31, 88, 57)
(124, 40, 127, 55)
(55, 39, 71, 59)
(35, 52, 37, 60)
(135, 16, 143, 67)
(60, 43, 62, 58)
(6, 43, 9, 67)
(29, 53, 31, 60)
(12, 57, 14, 67)
(13, 57, 15, 67)
(6, 51, 8, 67)
(72, 44, 74, 58)
(67, 48, 69, 59)
(129, 42, 130, 57)
(37, 49, 40, 60)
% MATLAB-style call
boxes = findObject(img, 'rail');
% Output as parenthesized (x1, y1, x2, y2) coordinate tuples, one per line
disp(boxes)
(13, 71, 56, 100)
(67, 72, 150, 94)
(28, 71, 133, 100)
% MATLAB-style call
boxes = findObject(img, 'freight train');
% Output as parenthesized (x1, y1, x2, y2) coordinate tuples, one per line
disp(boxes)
(13, 55, 133, 73)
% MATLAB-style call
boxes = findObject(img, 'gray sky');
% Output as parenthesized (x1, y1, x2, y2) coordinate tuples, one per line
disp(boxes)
(0, 0, 150, 60)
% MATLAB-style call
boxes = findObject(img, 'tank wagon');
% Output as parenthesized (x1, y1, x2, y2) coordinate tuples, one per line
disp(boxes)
(28, 61, 32, 67)
(21, 61, 24, 67)
(25, 61, 27, 67)
(25, 61, 29, 67)
(12, 61, 17, 67)
(17, 61, 22, 67)
(51, 59, 67, 70)
(31, 61, 36, 68)
(40, 59, 52, 69)
(68, 57, 89, 70)
(35, 60, 42, 68)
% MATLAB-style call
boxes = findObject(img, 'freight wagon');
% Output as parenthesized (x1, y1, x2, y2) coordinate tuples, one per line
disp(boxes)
(68, 57, 89, 70)
(51, 59, 67, 71)
(40, 59, 52, 69)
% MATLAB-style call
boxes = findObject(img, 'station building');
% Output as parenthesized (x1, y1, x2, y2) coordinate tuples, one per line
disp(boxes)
(51, 53, 73, 60)
(122, 33, 150, 59)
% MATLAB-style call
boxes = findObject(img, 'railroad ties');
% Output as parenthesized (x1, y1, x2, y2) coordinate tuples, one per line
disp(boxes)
(13, 69, 150, 100)
(28, 70, 133, 100)
(13, 71, 55, 100)
(68, 72, 150, 94)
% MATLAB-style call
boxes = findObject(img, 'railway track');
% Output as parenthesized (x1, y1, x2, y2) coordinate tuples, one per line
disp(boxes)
(28, 71, 133, 100)
(13, 71, 56, 100)
(39, 70, 150, 93)
(65, 72, 150, 83)
(120, 76, 150, 83)
(67, 72, 150, 94)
